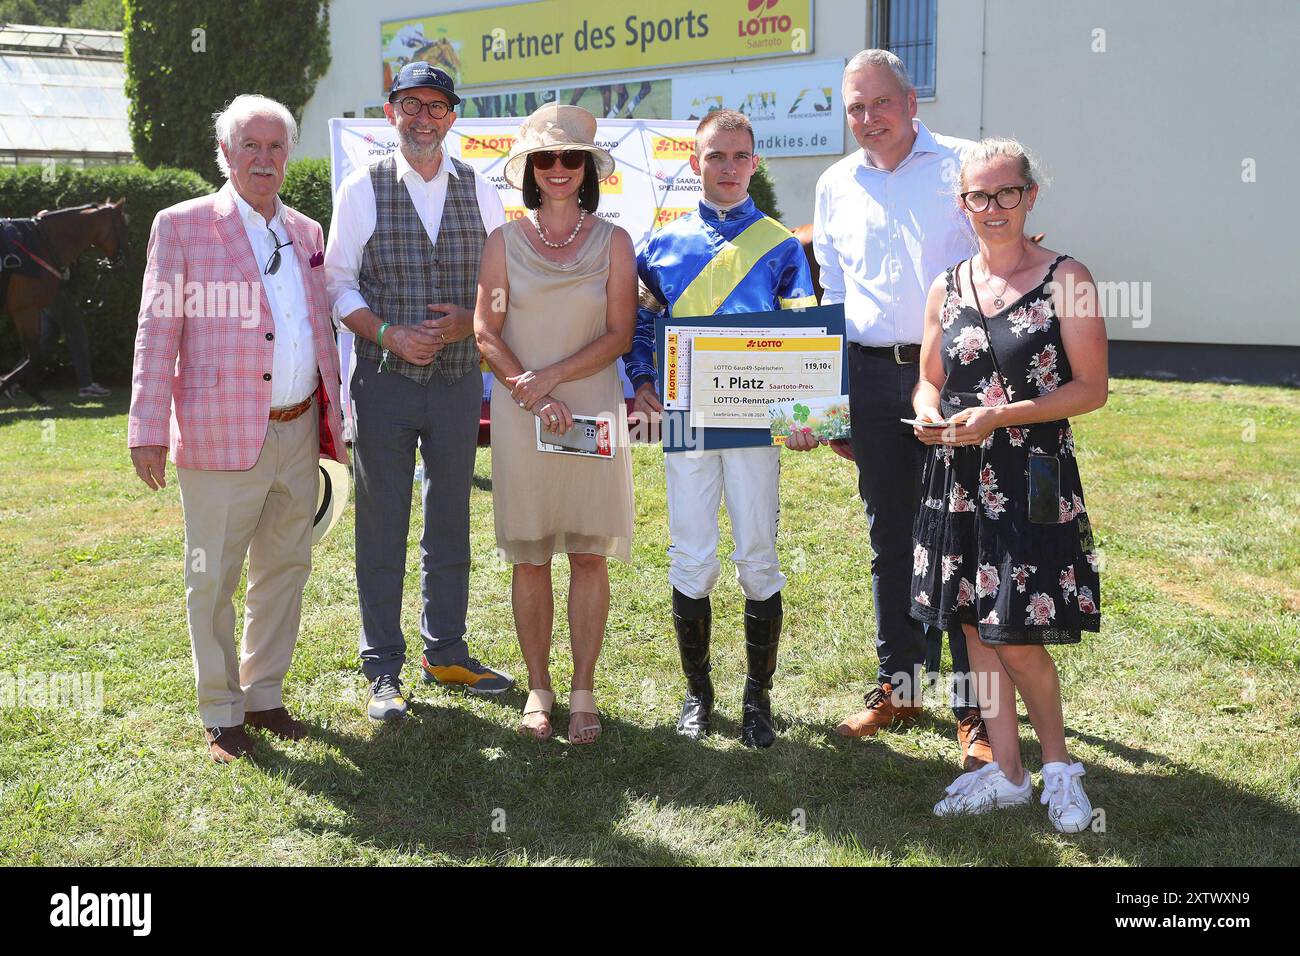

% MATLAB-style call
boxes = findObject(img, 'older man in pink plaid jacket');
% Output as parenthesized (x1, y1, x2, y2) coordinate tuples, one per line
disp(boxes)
(128, 94, 347, 763)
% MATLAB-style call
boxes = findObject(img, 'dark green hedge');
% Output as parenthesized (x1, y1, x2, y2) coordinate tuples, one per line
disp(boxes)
(1, 163, 212, 385)
(750, 159, 783, 227)
(124, 0, 331, 182)
(280, 157, 333, 241)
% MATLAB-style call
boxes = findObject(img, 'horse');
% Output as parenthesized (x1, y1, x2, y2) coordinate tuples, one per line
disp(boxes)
(0, 200, 129, 402)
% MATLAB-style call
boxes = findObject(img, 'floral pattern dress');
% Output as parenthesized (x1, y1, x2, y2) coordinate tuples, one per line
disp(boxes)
(910, 254, 1101, 644)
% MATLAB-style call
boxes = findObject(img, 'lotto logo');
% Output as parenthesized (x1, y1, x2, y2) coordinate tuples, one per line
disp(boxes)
(504, 206, 529, 221)
(655, 208, 693, 227)
(461, 135, 515, 157)
(652, 137, 694, 159)
(599, 171, 624, 194)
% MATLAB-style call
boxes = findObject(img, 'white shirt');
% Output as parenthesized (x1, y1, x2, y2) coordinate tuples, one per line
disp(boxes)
(813, 121, 977, 346)
(325, 145, 506, 320)
(230, 185, 317, 407)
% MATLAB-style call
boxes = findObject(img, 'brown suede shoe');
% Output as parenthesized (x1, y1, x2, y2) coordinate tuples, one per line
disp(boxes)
(244, 706, 307, 741)
(956, 712, 993, 770)
(204, 724, 253, 763)
(835, 683, 923, 738)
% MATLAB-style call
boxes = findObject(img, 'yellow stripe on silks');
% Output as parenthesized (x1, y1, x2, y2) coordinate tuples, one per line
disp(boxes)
(779, 294, 819, 310)
(673, 217, 797, 318)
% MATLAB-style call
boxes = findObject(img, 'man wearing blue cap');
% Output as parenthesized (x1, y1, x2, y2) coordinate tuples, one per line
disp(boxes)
(326, 63, 513, 721)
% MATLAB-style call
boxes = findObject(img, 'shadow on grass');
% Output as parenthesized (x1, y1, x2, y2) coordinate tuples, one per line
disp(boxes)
(0, 387, 125, 424)
(246, 684, 1300, 866)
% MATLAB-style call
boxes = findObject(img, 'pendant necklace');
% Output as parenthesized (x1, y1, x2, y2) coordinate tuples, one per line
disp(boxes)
(979, 241, 1027, 310)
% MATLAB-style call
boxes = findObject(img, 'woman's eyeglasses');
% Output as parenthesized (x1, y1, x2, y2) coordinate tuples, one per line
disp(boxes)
(531, 150, 587, 171)
(960, 184, 1033, 213)
(264, 226, 294, 276)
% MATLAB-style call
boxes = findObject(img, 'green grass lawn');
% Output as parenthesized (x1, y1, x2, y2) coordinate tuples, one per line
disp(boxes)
(1, 378, 1297, 866)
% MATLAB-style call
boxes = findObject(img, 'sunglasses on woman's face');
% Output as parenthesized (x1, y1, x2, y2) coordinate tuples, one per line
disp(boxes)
(531, 150, 586, 171)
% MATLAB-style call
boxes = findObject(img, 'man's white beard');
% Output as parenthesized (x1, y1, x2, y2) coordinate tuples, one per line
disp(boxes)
(401, 126, 442, 161)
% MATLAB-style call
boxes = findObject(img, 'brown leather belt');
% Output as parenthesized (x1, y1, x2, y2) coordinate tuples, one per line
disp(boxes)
(849, 342, 921, 364)
(269, 394, 313, 422)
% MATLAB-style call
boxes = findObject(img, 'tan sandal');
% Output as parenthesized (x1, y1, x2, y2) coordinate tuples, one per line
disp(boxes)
(568, 689, 601, 745)
(518, 689, 554, 741)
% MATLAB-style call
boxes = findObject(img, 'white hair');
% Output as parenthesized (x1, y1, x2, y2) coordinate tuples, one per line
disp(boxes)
(844, 49, 914, 94)
(213, 94, 298, 178)
(959, 137, 1050, 192)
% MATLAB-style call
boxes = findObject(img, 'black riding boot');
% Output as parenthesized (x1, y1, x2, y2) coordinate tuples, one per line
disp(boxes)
(672, 589, 713, 739)
(741, 593, 782, 749)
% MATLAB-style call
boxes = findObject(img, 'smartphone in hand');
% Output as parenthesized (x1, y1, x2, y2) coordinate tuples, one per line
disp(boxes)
(900, 417, 959, 428)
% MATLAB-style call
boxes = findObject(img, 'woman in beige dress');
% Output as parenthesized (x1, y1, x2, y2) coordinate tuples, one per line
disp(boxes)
(474, 104, 637, 744)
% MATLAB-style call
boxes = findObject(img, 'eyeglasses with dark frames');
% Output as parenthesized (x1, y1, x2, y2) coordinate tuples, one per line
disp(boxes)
(531, 150, 587, 171)
(264, 226, 294, 276)
(397, 97, 452, 119)
(960, 184, 1033, 213)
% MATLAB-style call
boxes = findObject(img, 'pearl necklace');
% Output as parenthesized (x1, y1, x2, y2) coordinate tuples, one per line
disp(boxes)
(532, 209, 586, 248)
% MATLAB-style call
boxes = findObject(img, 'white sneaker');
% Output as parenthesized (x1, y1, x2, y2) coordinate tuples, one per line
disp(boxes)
(78, 382, 111, 398)
(1041, 761, 1093, 833)
(933, 762, 1033, 817)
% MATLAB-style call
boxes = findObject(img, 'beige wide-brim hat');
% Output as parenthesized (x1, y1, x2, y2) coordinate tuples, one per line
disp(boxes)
(503, 103, 615, 190)
(313, 458, 351, 546)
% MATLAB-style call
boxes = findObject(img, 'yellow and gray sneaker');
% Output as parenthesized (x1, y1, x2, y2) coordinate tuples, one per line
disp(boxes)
(421, 654, 515, 696)
(367, 673, 409, 721)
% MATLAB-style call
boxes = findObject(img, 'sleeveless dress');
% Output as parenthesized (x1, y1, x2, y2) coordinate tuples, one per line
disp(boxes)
(491, 216, 634, 565)
(909, 254, 1101, 644)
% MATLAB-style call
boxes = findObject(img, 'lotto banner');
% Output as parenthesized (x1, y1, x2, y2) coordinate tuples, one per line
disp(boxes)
(380, 0, 813, 91)
(328, 116, 701, 251)
(327, 116, 701, 431)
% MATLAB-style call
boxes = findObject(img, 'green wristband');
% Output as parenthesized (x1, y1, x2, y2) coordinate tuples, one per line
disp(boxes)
(377, 322, 390, 350)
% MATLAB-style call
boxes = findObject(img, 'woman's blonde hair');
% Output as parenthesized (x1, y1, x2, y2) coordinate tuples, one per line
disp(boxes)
(958, 137, 1048, 193)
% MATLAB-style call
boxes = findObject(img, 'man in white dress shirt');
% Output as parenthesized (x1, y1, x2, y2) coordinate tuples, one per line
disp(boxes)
(325, 62, 514, 722)
(795, 50, 990, 764)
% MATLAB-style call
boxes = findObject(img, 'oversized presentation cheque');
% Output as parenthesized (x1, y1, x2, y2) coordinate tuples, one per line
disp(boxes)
(654, 304, 848, 452)
(689, 335, 843, 429)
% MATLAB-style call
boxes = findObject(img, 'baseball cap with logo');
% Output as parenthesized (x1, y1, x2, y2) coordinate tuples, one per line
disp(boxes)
(388, 61, 461, 106)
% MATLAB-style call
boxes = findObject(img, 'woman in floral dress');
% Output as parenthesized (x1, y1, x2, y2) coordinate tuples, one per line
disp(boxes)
(909, 139, 1109, 832)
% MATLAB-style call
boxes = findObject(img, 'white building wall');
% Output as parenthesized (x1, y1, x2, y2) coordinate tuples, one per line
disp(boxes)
(977, 0, 1299, 346)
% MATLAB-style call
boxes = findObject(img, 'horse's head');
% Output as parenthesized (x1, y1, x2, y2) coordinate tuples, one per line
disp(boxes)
(91, 198, 130, 265)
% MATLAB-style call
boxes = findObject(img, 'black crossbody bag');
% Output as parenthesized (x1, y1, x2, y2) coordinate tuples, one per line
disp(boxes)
(967, 260, 1061, 524)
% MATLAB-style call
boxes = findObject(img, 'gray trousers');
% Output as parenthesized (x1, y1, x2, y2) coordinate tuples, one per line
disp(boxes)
(39, 287, 94, 388)
(350, 353, 483, 680)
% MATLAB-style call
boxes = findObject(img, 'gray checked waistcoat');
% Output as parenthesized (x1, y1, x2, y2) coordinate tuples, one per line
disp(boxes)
(356, 154, 487, 384)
